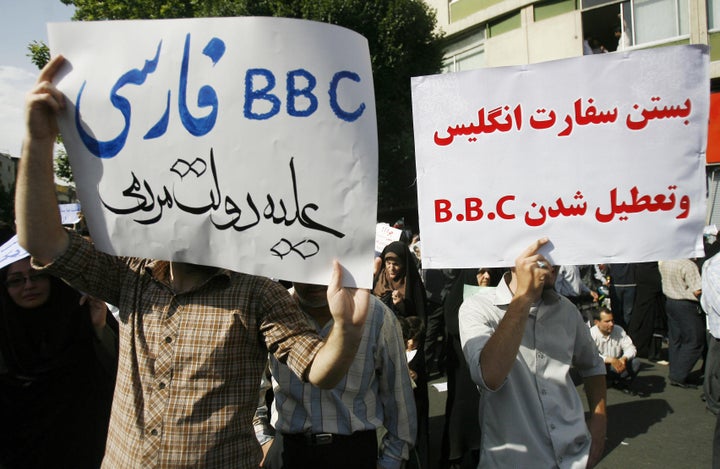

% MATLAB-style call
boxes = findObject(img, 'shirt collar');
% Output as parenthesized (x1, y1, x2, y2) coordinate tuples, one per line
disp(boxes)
(143, 260, 232, 290)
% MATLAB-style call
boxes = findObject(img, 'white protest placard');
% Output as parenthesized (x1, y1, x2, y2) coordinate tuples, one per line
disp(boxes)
(49, 18, 378, 287)
(0, 235, 29, 270)
(59, 203, 82, 225)
(375, 222, 403, 254)
(411, 45, 708, 268)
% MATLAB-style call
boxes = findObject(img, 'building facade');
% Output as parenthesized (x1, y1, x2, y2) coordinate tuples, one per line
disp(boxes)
(425, 0, 720, 225)
(0, 153, 17, 196)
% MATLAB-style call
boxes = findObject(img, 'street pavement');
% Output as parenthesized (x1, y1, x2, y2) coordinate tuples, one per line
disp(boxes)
(427, 358, 714, 468)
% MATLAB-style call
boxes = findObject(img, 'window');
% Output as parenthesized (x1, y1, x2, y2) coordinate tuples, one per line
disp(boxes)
(709, 0, 720, 30)
(582, 0, 688, 52)
(442, 30, 486, 73)
(708, 167, 720, 226)
(633, 0, 688, 44)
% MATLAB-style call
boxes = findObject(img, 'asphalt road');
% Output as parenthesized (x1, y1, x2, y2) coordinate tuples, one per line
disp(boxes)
(426, 358, 714, 468)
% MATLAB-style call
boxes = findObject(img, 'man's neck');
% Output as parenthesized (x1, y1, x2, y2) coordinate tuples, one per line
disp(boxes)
(169, 261, 217, 293)
(296, 296, 333, 326)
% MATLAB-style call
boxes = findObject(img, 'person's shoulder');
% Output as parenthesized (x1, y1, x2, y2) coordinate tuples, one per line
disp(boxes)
(369, 294, 388, 312)
(459, 291, 500, 322)
(463, 291, 495, 309)
(226, 271, 280, 288)
(223, 273, 294, 305)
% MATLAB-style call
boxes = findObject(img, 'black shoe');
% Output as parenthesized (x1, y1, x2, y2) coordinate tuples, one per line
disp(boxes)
(669, 380, 698, 389)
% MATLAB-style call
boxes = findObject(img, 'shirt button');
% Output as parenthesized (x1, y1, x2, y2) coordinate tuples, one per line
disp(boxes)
(150, 429, 159, 436)
(541, 389, 547, 395)
(158, 382, 166, 390)
(165, 336, 173, 344)
(550, 424, 556, 430)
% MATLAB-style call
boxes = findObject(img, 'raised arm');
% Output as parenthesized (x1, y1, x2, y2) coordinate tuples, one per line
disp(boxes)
(479, 238, 549, 390)
(16, 54, 70, 264)
(307, 260, 369, 388)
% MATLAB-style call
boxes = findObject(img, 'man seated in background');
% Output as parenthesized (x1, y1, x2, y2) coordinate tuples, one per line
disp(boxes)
(591, 307, 640, 393)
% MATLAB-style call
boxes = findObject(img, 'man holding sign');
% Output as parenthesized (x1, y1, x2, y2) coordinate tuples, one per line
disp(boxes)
(459, 239, 607, 468)
(412, 44, 709, 469)
(17, 53, 369, 469)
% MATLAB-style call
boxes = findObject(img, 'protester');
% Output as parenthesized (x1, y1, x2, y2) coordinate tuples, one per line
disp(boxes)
(554, 264, 599, 324)
(459, 239, 607, 468)
(17, 54, 370, 469)
(658, 259, 704, 388)
(700, 251, 720, 467)
(258, 282, 416, 469)
(401, 315, 426, 386)
(439, 268, 501, 469)
(422, 268, 448, 378)
(555, 264, 599, 305)
(702, 250, 720, 417)
(591, 307, 640, 392)
(0, 252, 118, 469)
(373, 240, 429, 469)
(607, 263, 637, 329)
(627, 262, 667, 361)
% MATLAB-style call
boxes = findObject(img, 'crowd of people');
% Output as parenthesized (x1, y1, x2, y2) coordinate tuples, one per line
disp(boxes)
(2, 53, 720, 469)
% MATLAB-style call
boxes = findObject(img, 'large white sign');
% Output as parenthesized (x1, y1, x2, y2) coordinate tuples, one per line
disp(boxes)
(49, 17, 378, 287)
(412, 45, 709, 268)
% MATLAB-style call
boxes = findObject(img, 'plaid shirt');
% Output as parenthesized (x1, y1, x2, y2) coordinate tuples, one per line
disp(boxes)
(37, 230, 324, 468)
(658, 259, 702, 302)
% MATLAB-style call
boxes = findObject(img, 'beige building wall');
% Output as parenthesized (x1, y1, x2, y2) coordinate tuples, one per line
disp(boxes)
(428, 0, 718, 77)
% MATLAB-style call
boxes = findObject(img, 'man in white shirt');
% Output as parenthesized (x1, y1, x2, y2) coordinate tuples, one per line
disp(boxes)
(700, 251, 720, 466)
(459, 239, 607, 469)
(590, 308, 640, 392)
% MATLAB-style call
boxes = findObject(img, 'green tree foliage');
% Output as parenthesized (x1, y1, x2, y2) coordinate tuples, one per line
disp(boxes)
(27, 40, 51, 69)
(62, 0, 444, 214)
(26, 41, 74, 184)
(54, 145, 74, 184)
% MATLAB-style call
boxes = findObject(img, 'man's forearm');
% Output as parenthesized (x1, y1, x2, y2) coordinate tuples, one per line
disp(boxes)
(307, 322, 363, 388)
(584, 374, 607, 432)
(584, 374, 607, 468)
(16, 137, 69, 263)
(480, 294, 533, 390)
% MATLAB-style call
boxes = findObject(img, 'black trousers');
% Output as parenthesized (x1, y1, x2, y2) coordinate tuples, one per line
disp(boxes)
(280, 430, 378, 469)
(665, 298, 705, 383)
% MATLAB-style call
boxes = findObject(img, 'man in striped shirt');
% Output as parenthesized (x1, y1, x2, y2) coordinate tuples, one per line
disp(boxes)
(258, 282, 417, 469)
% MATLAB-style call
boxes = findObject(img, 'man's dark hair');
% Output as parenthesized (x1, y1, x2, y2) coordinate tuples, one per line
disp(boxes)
(592, 307, 613, 322)
(400, 316, 425, 343)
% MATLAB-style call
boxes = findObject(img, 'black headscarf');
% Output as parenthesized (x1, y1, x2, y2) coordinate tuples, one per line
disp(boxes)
(0, 260, 117, 469)
(374, 241, 427, 322)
